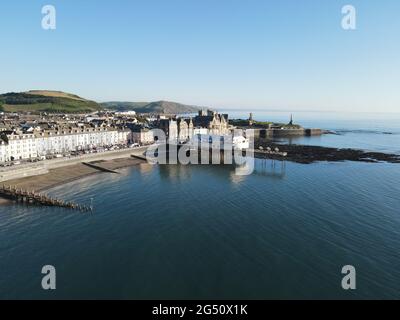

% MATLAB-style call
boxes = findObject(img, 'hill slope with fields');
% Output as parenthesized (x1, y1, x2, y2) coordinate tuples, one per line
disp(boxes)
(0, 91, 102, 113)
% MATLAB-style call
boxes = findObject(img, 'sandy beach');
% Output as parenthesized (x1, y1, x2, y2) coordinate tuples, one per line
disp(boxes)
(0, 157, 145, 204)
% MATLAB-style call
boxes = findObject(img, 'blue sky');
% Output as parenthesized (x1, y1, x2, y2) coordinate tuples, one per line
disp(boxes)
(0, 0, 399, 112)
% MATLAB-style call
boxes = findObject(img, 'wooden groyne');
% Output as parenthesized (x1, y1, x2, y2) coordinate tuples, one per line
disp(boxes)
(82, 161, 119, 174)
(131, 154, 147, 161)
(0, 185, 92, 212)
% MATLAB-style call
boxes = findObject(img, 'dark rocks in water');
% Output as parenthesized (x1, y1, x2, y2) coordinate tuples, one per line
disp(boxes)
(254, 141, 400, 164)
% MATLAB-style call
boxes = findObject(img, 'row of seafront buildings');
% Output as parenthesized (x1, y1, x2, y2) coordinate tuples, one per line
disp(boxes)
(0, 109, 234, 163)
(0, 121, 130, 163)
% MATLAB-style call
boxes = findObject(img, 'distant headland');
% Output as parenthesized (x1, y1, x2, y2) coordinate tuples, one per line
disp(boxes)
(0, 90, 204, 114)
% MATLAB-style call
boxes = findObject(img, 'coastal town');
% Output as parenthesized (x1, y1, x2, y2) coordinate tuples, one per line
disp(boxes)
(1, 1, 399, 303)
(1, 103, 400, 172)
(0, 108, 312, 166)
(0, 101, 327, 207)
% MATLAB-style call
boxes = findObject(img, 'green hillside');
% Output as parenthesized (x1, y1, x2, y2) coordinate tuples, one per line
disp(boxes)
(0, 91, 102, 113)
(101, 101, 149, 112)
(0, 91, 204, 114)
(102, 100, 201, 114)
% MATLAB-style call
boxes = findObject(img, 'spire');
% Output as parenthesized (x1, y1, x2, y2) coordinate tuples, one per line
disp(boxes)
(249, 112, 254, 126)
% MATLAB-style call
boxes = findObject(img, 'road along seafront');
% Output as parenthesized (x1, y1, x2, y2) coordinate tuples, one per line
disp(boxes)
(0, 147, 149, 205)
(0, 147, 148, 183)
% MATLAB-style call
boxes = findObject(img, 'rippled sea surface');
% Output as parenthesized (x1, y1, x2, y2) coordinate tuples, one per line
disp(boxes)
(1, 114, 400, 299)
(227, 111, 400, 154)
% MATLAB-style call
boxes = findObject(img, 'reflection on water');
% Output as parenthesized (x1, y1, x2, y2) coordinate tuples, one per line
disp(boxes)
(159, 164, 192, 182)
(252, 160, 287, 180)
(1, 159, 400, 299)
(2, 112, 400, 299)
(137, 162, 154, 174)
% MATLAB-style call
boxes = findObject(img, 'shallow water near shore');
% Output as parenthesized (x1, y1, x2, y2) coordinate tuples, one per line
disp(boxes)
(1, 159, 400, 299)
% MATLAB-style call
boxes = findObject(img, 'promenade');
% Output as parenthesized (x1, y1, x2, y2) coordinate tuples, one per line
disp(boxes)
(0, 147, 149, 205)
(0, 146, 148, 183)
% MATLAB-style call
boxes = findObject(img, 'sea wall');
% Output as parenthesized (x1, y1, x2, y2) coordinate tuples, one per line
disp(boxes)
(249, 128, 323, 137)
(0, 166, 49, 182)
(269, 128, 306, 136)
(305, 129, 323, 136)
(0, 147, 148, 183)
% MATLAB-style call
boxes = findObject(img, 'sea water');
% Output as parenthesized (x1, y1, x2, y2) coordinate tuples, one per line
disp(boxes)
(0, 113, 399, 299)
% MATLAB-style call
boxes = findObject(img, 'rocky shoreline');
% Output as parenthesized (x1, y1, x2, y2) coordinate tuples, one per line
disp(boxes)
(255, 141, 400, 164)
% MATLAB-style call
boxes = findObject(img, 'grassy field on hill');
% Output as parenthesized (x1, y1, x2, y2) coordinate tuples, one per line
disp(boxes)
(25, 90, 87, 101)
(0, 91, 102, 113)
(102, 100, 201, 114)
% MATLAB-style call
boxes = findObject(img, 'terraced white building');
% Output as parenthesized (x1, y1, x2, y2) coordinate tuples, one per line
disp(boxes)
(0, 126, 130, 163)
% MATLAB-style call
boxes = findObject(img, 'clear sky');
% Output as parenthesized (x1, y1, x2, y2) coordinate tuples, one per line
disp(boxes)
(0, 0, 399, 112)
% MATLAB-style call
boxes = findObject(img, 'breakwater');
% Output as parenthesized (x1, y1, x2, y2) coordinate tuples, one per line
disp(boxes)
(0, 185, 92, 212)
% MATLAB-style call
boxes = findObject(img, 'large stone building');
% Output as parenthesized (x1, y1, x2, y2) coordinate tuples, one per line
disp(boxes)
(194, 110, 229, 135)
(177, 118, 194, 143)
(155, 110, 229, 144)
